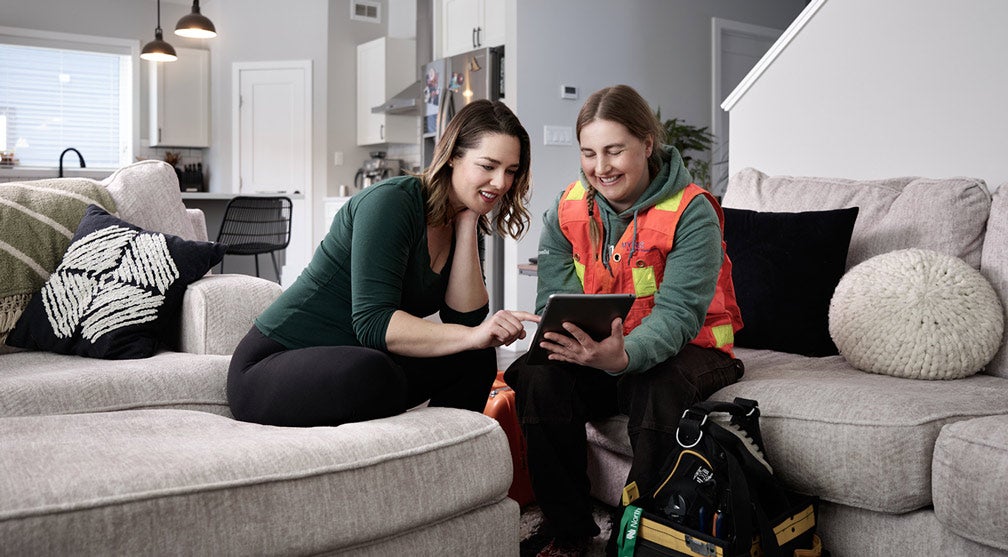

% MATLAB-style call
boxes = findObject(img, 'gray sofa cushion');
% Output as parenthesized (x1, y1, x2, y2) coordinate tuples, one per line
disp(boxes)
(722, 168, 991, 270)
(586, 415, 632, 505)
(933, 415, 1008, 551)
(709, 348, 1008, 513)
(981, 185, 1008, 379)
(101, 160, 197, 241)
(0, 351, 231, 418)
(818, 502, 1008, 557)
(0, 407, 516, 556)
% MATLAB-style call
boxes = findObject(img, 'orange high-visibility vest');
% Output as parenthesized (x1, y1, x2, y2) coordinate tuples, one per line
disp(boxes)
(556, 180, 742, 356)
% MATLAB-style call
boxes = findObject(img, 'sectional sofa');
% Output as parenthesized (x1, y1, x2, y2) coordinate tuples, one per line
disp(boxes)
(0, 160, 518, 555)
(585, 168, 1008, 556)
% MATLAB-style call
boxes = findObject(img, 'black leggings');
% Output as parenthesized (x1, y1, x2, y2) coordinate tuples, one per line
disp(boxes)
(227, 326, 498, 427)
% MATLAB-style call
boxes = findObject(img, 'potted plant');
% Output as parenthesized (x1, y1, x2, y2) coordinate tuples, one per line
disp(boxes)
(655, 108, 715, 189)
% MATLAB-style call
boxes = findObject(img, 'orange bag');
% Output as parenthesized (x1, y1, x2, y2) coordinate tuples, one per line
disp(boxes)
(483, 371, 536, 508)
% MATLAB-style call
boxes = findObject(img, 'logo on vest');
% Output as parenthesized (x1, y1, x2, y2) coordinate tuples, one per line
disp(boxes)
(620, 240, 647, 252)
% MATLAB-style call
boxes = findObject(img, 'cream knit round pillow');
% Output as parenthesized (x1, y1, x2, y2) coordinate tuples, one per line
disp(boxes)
(829, 248, 1004, 380)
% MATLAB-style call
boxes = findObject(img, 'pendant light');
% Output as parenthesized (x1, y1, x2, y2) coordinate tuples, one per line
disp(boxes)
(140, 0, 177, 62)
(175, 0, 217, 39)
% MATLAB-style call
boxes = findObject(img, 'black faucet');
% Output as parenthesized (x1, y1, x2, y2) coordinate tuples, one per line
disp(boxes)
(58, 148, 86, 178)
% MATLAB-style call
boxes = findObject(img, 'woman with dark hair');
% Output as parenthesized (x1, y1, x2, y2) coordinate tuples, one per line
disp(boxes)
(505, 85, 745, 557)
(228, 99, 538, 427)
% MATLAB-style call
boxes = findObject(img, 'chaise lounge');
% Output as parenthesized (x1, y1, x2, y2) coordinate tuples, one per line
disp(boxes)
(0, 160, 518, 556)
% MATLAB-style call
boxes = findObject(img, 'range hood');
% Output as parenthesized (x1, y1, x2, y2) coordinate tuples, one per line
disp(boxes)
(371, 79, 421, 115)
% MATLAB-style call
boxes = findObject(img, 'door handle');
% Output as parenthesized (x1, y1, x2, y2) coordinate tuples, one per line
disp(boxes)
(476, 26, 482, 47)
(380, 124, 384, 141)
(472, 27, 477, 49)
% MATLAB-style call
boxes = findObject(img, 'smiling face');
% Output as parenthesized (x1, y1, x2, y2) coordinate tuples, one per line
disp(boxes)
(579, 118, 654, 213)
(448, 132, 521, 215)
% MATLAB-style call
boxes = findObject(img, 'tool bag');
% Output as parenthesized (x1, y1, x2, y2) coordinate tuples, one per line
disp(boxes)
(616, 397, 822, 557)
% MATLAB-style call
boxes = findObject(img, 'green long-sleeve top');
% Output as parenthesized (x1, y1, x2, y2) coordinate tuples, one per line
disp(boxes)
(255, 175, 489, 350)
(535, 146, 723, 373)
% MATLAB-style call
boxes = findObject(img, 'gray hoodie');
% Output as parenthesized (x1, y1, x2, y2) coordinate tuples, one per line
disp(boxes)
(535, 145, 724, 373)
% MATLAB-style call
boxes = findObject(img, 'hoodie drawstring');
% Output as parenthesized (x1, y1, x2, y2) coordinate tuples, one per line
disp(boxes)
(627, 209, 640, 262)
(601, 210, 639, 276)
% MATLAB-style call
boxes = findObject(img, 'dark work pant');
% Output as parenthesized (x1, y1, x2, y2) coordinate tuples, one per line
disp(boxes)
(503, 344, 744, 541)
(227, 325, 498, 427)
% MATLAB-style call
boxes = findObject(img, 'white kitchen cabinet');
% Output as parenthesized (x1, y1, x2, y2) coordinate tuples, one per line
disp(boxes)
(441, 0, 504, 58)
(356, 37, 417, 146)
(148, 47, 209, 148)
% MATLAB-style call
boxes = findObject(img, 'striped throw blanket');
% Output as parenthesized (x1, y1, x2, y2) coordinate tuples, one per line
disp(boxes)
(1, 179, 117, 346)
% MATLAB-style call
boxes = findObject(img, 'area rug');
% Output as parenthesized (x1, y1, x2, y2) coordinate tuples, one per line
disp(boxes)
(519, 501, 618, 557)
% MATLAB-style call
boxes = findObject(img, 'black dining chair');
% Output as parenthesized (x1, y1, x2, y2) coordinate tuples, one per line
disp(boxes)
(215, 196, 292, 283)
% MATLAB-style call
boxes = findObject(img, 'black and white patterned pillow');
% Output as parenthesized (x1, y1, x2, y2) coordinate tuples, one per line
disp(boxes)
(5, 205, 225, 359)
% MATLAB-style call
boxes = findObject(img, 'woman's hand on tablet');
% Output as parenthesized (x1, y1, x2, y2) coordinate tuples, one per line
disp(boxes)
(472, 310, 540, 349)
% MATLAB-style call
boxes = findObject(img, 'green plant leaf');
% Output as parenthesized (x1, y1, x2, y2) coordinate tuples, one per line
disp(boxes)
(655, 107, 715, 189)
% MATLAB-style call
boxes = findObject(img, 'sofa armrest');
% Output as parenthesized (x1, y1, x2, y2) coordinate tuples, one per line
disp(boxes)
(186, 208, 209, 242)
(179, 274, 282, 355)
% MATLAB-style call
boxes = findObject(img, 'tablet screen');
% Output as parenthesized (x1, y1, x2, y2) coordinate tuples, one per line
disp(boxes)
(525, 293, 635, 365)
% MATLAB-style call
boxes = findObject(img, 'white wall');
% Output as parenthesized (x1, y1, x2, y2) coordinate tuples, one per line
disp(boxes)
(504, 0, 806, 330)
(727, 0, 1008, 189)
(328, 0, 402, 208)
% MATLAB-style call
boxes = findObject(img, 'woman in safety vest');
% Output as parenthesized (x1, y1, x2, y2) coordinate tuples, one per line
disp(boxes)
(505, 85, 745, 557)
(228, 100, 538, 427)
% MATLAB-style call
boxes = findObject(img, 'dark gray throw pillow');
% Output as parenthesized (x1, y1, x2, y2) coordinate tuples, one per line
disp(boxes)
(723, 206, 859, 357)
(6, 204, 225, 359)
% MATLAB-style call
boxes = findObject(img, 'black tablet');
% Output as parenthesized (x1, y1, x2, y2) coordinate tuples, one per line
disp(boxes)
(526, 293, 636, 365)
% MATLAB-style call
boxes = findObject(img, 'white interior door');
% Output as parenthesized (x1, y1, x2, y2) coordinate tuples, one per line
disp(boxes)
(236, 65, 308, 193)
(712, 19, 781, 197)
(233, 61, 312, 288)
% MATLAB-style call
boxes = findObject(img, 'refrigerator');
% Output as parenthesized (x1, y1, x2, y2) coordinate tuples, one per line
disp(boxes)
(421, 46, 504, 166)
(421, 46, 507, 313)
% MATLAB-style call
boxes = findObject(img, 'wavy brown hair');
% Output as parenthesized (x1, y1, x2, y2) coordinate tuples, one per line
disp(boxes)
(421, 99, 532, 239)
(575, 84, 664, 258)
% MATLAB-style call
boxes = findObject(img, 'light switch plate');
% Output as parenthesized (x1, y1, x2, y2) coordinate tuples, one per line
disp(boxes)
(544, 125, 573, 146)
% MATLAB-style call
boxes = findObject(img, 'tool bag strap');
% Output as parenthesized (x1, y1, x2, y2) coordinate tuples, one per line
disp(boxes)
(675, 397, 760, 449)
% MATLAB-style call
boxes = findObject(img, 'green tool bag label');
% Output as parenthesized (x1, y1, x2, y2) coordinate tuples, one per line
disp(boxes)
(617, 504, 643, 557)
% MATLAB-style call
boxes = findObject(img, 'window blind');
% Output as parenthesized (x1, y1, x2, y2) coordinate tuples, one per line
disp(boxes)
(0, 41, 132, 168)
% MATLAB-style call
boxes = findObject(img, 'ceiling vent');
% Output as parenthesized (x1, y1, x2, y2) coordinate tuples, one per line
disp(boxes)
(350, 1, 381, 23)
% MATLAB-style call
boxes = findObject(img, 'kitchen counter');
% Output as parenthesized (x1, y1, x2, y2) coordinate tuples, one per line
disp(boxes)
(0, 167, 113, 182)
(181, 191, 305, 200)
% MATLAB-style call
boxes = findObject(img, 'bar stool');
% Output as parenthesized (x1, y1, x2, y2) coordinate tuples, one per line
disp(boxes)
(215, 196, 292, 283)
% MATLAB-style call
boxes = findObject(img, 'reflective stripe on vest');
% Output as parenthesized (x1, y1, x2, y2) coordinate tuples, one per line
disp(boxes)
(557, 180, 742, 356)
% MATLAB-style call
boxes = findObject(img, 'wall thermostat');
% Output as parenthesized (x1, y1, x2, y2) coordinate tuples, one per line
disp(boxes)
(560, 85, 578, 100)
